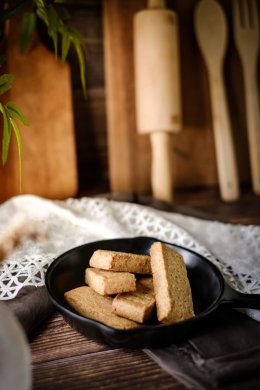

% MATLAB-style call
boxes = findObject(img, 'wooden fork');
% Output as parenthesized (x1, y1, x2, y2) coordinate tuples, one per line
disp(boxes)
(233, 0, 260, 195)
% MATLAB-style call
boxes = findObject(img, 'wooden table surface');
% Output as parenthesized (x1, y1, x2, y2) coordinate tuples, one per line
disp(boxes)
(30, 314, 184, 390)
(29, 186, 260, 390)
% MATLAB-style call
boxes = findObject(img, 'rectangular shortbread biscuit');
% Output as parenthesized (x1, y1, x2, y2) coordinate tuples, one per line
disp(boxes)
(112, 281, 155, 324)
(89, 249, 151, 274)
(138, 276, 153, 290)
(64, 286, 139, 330)
(85, 267, 136, 295)
(150, 242, 194, 324)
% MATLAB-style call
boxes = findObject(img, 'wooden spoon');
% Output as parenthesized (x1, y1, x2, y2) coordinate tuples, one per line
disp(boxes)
(194, 0, 240, 201)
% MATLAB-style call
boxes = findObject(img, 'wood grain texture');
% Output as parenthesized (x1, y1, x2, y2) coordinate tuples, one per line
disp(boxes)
(134, 3, 182, 202)
(103, 0, 151, 193)
(90, 186, 260, 225)
(30, 313, 185, 390)
(194, 0, 239, 201)
(66, 3, 109, 193)
(134, 6, 182, 134)
(0, 18, 78, 202)
(30, 314, 110, 364)
(102, 0, 253, 195)
(232, 0, 260, 195)
(1, 1, 255, 201)
(28, 191, 260, 389)
(172, 186, 260, 225)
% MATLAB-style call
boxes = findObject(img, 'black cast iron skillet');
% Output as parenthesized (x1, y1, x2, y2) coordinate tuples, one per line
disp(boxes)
(45, 236, 260, 348)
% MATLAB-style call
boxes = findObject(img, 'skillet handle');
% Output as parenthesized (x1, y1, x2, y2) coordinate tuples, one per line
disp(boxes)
(222, 283, 260, 309)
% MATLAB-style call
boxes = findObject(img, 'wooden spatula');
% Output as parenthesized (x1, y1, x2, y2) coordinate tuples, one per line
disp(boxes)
(194, 0, 240, 201)
(134, 0, 182, 202)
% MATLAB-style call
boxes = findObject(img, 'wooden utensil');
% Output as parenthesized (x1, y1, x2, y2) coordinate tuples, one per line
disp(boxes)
(134, 0, 182, 202)
(194, 0, 240, 202)
(232, 0, 260, 195)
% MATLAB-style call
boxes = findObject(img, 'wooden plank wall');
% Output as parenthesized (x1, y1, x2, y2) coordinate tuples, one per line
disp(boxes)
(67, 1, 109, 193)
(70, 0, 252, 195)
(1, 0, 254, 199)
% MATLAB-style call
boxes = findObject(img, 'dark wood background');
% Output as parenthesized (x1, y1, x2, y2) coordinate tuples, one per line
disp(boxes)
(67, 0, 109, 193)
(1, 0, 259, 202)
(67, 0, 256, 195)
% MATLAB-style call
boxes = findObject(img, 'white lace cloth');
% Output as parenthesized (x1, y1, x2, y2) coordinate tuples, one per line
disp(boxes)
(0, 195, 260, 320)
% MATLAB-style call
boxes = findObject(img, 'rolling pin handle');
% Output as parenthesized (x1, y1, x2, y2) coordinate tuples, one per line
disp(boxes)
(148, 0, 166, 9)
(150, 132, 174, 202)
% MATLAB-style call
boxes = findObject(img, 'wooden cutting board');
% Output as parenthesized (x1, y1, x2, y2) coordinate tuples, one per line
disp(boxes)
(0, 18, 78, 203)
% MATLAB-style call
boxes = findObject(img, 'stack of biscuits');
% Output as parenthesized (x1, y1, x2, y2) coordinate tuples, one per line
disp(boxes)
(64, 242, 195, 330)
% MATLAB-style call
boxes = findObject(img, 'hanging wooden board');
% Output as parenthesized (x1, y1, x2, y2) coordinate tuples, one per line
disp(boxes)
(0, 18, 78, 203)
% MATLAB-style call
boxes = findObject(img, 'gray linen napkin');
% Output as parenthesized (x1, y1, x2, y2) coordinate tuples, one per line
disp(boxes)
(146, 308, 260, 390)
(4, 286, 55, 335)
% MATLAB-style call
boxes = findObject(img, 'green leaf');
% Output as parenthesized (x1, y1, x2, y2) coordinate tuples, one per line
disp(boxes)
(20, 11, 37, 54)
(0, 103, 12, 165)
(0, 74, 14, 95)
(34, 0, 87, 96)
(47, 5, 60, 57)
(34, 0, 45, 8)
(10, 118, 23, 192)
(61, 30, 71, 61)
(67, 25, 82, 41)
(35, 1, 48, 25)
(66, 26, 87, 97)
(36, 7, 48, 24)
(74, 40, 87, 98)
(6, 102, 30, 126)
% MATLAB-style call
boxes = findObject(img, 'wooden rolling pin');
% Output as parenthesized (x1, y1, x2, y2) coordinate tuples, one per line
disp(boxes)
(134, 0, 182, 202)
